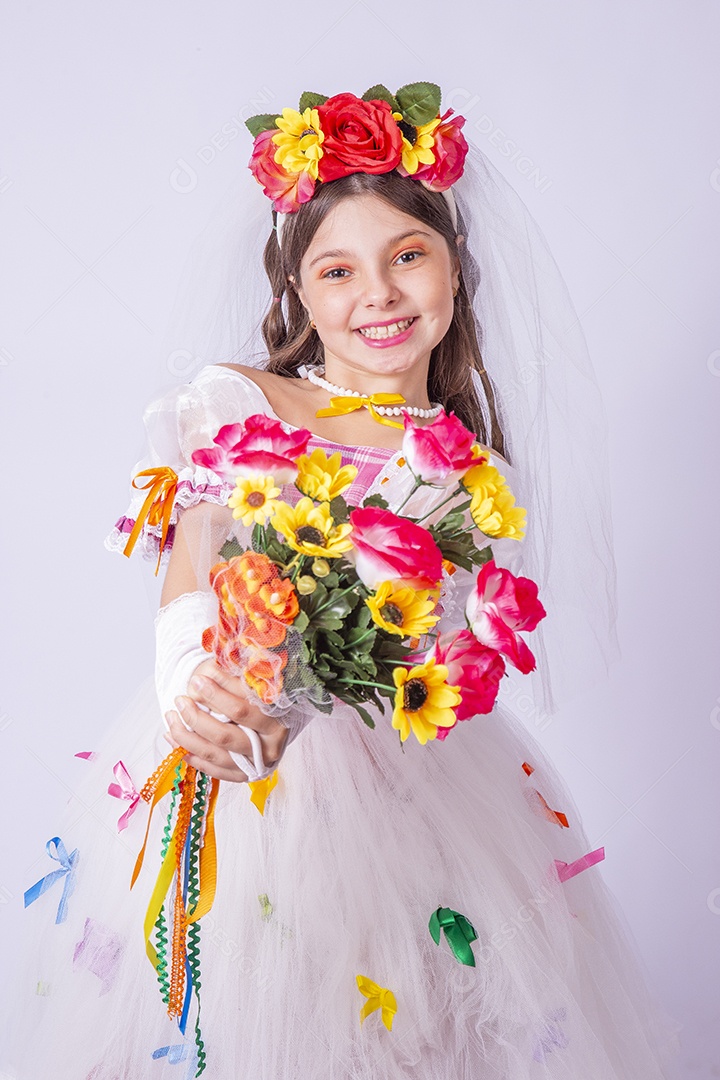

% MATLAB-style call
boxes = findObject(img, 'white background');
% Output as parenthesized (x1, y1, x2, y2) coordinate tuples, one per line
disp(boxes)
(1, 2, 718, 1076)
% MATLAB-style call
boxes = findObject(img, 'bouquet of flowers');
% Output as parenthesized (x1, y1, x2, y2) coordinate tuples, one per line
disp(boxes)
(130, 407, 545, 1073)
(190, 408, 544, 746)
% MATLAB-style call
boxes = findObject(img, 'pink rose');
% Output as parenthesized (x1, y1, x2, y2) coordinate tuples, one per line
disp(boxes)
(427, 629, 506, 736)
(347, 506, 443, 590)
(191, 414, 312, 484)
(412, 110, 469, 192)
(402, 409, 481, 486)
(248, 128, 316, 213)
(465, 560, 546, 674)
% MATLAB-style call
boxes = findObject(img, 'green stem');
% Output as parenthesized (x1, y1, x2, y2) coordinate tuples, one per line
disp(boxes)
(336, 677, 394, 692)
(392, 477, 423, 515)
(413, 487, 468, 525)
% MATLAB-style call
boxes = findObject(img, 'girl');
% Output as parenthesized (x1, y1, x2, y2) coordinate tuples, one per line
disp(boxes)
(4, 86, 681, 1078)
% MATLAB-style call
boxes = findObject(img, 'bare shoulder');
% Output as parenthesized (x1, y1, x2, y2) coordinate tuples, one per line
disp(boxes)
(213, 362, 313, 397)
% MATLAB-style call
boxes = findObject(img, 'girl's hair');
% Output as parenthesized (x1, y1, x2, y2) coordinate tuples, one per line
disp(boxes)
(260, 170, 506, 457)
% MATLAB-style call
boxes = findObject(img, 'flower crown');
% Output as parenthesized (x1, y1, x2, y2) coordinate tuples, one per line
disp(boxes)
(245, 81, 469, 214)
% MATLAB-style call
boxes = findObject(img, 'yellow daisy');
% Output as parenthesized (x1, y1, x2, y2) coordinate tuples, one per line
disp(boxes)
(228, 475, 281, 527)
(393, 111, 441, 175)
(366, 581, 439, 638)
(272, 107, 324, 179)
(392, 659, 461, 745)
(296, 448, 358, 502)
(461, 462, 526, 540)
(271, 496, 353, 559)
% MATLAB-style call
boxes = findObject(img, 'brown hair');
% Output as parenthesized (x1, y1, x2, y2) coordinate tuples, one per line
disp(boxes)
(259, 170, 506, 458)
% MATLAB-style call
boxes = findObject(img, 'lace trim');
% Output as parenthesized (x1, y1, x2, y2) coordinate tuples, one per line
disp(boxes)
(154, 589, 214, 630)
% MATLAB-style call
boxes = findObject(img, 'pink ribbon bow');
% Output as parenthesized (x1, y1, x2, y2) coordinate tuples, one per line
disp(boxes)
(107, 760, 140, 832)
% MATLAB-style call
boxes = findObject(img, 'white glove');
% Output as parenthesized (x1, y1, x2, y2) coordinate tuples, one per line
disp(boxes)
(154, 590, 311, 781)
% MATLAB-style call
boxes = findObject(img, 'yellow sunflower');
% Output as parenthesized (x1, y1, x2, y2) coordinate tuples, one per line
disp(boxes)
(392, 658, 461, 745)
(461, 462, 526, 540)
(393, 111, 441, 175)
(271, 496, 353, 558)
(296, 448, 358, 502)
(366, 581, 440, 638)
(272, 107, 324, 178)
(227, 475, 281, 527)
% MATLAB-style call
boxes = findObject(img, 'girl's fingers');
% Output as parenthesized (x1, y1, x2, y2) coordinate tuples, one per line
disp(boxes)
(188, 669, 277, 737)
(165, 713, 249, 783)
(167, 704, 249, 766)
(181, 753, 249, 783)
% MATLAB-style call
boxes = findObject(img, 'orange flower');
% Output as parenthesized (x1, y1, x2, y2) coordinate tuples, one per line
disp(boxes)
(256, 577, 299, 623)
(236, 551, 276, 594)
(242, 597, 289, 649)
(244, 650, 288, 704)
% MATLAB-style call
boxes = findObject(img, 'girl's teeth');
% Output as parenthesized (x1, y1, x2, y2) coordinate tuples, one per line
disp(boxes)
(358, 318, 413, 339)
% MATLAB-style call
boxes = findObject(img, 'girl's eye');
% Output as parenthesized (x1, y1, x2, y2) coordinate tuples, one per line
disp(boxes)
(396, 250, 423, 264)
(321, 267, 349, 280)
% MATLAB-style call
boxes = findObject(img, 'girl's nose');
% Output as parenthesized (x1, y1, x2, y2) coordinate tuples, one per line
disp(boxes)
(361, 269, 401, 308)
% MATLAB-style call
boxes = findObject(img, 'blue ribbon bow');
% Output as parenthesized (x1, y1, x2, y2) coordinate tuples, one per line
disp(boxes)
(24, 836, 79, 924)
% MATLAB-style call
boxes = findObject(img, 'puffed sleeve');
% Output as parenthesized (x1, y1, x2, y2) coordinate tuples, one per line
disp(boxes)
(103, 365, 269, 572)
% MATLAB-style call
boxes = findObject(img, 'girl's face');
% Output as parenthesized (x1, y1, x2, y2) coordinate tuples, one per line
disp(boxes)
(294, 193, 460, 385)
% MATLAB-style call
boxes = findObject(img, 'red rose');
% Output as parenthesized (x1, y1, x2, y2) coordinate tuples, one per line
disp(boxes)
(316, 93, 403, 182)
(412, 109, 469, 192)
(248, 128, 316, 212)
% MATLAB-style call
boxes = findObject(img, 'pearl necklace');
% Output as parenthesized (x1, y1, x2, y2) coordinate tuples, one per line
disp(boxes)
(298, 365, 443, 420)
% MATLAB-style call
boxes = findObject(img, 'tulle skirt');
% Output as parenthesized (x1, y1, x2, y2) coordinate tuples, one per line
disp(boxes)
(2, 675, 681, 1079)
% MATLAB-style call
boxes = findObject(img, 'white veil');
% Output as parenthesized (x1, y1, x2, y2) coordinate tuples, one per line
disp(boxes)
(160, 138, 620, 726)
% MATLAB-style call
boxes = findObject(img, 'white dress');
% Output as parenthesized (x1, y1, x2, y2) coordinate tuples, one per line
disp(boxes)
(2, 365, 681, 1079)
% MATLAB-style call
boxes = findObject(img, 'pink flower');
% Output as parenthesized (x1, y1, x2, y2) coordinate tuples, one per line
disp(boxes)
(191, 414, 312, 484)
(346, 506, 443, 590)
(412, 110, 469, 192)
(427, 629, 506, 736)
(248, 129, 316, 213)
(402, 409, 482, 486)
(465, 560, 546, 674)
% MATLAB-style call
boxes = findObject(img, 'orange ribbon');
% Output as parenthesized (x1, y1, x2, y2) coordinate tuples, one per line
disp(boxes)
(315, 393, 406, 430)
(122, 467, 179, 576)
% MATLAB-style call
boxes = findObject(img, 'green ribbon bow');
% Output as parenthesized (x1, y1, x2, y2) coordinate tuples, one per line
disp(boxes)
(428, 906, 478, 966)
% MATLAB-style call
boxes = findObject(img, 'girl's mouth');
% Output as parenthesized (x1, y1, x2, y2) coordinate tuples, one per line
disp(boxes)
(355, 317, 416, 347)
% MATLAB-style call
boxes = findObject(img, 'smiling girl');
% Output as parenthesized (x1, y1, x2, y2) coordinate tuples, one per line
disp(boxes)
(3, 84, 680, 1079)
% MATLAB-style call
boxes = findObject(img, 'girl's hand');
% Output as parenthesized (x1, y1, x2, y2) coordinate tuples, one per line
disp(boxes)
(164, 657, 289, 783)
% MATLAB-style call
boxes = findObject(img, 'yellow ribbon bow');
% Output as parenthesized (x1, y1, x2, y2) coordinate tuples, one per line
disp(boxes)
(356, 974, 398, 1030)
(315, 393, 407, 430)
(122, 466, 179, 576)
(248, 769, 279, 815)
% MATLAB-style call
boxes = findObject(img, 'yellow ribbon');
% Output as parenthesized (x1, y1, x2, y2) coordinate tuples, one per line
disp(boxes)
(122, 466, 179, 576)
(315, 394, 406, 430)
(356, 974, 398, 1030)
(248, 769, 279, 815)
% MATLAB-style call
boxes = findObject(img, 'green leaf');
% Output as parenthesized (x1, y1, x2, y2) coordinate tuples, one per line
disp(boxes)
(395, 82, 441, 127)
(293, 609, 309, 634)
(435, 510, 466, 534)
(218, 537, 243, 560)
(245, 113, 280, 138)
(322, 571, 340, 589)
(329, 494, 350, 523)
(351, 702, 376, 729)
(298, 91, 328, 111)
(362, 493, 389, 510)
(362, 84, 400, 112)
